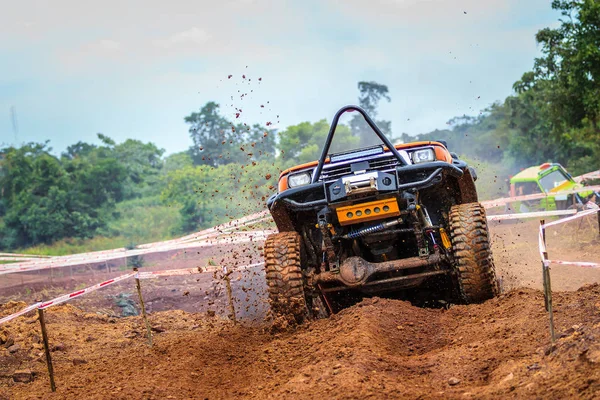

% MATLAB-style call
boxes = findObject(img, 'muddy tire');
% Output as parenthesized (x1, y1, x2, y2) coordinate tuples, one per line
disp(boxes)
(449, 202, 499, 303)
(264, 231, 308, 326)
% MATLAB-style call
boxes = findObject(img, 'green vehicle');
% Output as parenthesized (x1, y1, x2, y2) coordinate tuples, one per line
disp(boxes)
(507, 163, 597, 213)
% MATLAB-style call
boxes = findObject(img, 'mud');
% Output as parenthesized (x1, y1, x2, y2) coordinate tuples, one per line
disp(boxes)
(0, 214, 599, 399)
(1, 285, 600, 399)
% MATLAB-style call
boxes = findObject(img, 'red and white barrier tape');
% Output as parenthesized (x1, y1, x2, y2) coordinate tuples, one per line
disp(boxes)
(0, 231, 266, 271)
(137, 267, 211, 279)
(541, 208, 598, 229)
(223, 262, 265, 272)
(39, 272, 136, 309)
(481, 185, 600, 209)
(487, 209, 577, 221)
(0, 252, 50, 258)
(0, 211, 271, 272)
(0, 231, 272, 275)
(0, 302, 42, 325)
(0, 253, 50, 260)
(538, 209, 599, 269)
(548, 260, 600, 268)
(136, 262, 265, 279)
(573, 170, 600, 184)
(0, 257, 46, 262)
(0, 230, 268, 272)
(0, 274, 135, 325)
(0, 260, 265, 325)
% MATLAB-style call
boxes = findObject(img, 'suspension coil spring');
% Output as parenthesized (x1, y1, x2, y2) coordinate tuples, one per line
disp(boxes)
(345, 223, 385, 239)
(342, 218, 402, 240)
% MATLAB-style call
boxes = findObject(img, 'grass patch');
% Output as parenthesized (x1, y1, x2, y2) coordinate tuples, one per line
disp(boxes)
(106, 196, 179, 241)
(16, 196, 180, 256)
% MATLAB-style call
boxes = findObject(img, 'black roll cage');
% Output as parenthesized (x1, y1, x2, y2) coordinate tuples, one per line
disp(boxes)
(311, 105, 408, 184)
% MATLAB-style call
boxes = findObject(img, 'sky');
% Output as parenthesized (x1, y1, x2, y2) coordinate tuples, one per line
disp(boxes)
(0, 0, 560, 156)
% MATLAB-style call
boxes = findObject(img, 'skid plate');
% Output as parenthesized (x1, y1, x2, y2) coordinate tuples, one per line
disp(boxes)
(335, 198, 400, 226)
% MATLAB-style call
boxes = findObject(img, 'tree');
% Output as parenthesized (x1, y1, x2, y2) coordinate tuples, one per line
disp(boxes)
(161, 165, 217, 231)
(185, 102, 240, 166)
(161, 160, 279, 233)
(0, 141, 128, 248)
(502, 0, 600, 174)
(278, 120, 359, 164)
(399, 104, 509, 165)
(112, 138, 165, 198)
(164, 151, 193, 173)
(62, 141, 97, 159)
(534, 0, 600, 130)
(233, 123, 277, 162)
(185, 102, 277, 167)
(406, 1, 600, 175)
(350, 81, 392, 147)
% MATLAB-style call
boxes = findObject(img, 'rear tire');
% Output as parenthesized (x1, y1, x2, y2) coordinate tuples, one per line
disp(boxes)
(264, 232, 309, 326)
(449, 202, 499, 303)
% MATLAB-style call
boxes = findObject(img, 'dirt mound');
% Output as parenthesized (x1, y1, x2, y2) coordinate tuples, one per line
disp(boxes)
(2, 284, 600, 399)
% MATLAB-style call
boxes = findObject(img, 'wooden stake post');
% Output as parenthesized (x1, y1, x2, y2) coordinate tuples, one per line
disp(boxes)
(134, 269, 153, 347)
(540, 220, 556, 343)
(37, 308, 56, 392)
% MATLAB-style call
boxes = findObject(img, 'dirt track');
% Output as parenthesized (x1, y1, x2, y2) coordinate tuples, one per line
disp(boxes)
(1, 285, 600, 400)
(1, 215, 600, 399)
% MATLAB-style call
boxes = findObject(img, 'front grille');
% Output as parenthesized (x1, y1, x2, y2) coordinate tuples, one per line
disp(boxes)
(320, 153, 400, 182)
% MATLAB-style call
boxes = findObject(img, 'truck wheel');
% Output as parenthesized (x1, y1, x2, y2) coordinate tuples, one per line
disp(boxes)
(264, 231, 308, 326)
(449, 203, 499, 303)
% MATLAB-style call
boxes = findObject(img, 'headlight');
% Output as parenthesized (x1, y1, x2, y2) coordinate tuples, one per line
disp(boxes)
(411, 148, 435, 164)
(288, 171, 312, 188)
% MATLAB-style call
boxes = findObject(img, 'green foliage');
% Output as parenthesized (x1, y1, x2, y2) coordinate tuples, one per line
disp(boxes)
(15, 198, 179, 256)
(351, 81, 392, 147)
(185, 102, 275, 167)
(63, 134, 165, 199)
(104, 196, 179, 240)
(112, 293, 139, 317)
(402, 2, 600, 178)
(186, 101, 233, 166)
(403, 103, 511, 165)
(506, 0, 600, 175)
(112, 139, 165, 198)
(164, 151, 193, 173)
(0, 135, 167, 249)
(3, 1, 599, 254)
(161, 160, 281, 232)
(278, 119, 359, 164)
(0, 143, 114, 247)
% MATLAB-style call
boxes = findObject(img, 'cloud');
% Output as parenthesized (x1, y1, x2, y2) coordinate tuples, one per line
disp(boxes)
(51, 38, 127, 74)
(326, 0, 511, 30)
(341, 45, 391, 69)
(154, 27, 212, 48)
(0, 0, 561, 155)
(97, 39, 123, 52)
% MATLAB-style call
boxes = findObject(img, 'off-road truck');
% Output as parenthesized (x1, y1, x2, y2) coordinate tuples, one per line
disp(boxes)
(264, 105, 499, 322)
(507, 163, 598, 213)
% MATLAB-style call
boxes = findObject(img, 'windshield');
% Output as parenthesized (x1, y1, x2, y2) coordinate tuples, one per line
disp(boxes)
(514, 181, 542, 196)
(539, 169, 570, 192)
